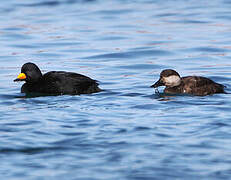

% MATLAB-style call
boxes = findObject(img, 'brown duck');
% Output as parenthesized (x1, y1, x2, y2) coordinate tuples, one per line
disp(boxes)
(151, 69, 225, 96)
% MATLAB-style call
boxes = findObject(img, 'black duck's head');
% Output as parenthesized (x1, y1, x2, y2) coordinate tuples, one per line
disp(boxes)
(14, 62, 43, 83)
(151, 69, 181, 88)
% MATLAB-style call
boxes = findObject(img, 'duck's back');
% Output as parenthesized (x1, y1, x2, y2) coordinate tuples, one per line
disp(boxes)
(181, 76, 225, 96)
(22, 71, 101, 95)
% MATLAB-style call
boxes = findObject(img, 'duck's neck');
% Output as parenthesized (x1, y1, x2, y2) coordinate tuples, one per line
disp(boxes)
(164, 83, 183, 94)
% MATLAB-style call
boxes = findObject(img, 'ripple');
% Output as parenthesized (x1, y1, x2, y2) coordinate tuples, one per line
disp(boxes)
(86, 49, 174, 60)
(184, 47, 229, 53)
(0, 146, 66, 155)
(17, 0, 95, 7)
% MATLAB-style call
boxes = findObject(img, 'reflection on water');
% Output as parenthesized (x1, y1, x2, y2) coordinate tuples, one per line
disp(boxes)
(0, 0, 231, 179)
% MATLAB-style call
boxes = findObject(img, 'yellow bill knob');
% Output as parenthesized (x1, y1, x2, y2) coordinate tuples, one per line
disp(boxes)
(14, 73, 27, 81)
(17, 73, 26, 80)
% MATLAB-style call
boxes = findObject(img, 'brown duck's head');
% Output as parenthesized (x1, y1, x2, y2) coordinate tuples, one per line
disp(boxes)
(151, 69, 181, 88)
(14, 62, 43, 83)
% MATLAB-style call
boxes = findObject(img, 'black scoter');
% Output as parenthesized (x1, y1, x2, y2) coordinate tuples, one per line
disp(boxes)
(14, 62, 101, 95)
(151, 69, 225, 96)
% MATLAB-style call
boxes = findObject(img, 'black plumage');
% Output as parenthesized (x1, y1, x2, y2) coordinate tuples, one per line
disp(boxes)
(14, 62, 101, 95)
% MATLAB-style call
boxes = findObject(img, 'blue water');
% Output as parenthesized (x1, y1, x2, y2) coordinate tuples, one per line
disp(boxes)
(1, 0, 231, 179)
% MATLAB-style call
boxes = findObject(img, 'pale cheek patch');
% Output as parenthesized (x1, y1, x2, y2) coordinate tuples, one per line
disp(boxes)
(163, 75, 181, 87)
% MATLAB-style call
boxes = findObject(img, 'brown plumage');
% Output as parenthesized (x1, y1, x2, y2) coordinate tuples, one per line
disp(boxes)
(151, 69, 225, 96)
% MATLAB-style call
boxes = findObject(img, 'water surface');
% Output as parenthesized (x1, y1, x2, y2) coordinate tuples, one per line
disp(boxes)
(1, 0, 231, 179)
